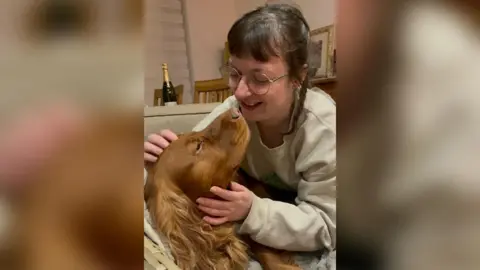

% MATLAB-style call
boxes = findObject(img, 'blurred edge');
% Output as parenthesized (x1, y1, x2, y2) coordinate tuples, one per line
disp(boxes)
(0, 0, 145, 269)
(337, 0, 480, 269)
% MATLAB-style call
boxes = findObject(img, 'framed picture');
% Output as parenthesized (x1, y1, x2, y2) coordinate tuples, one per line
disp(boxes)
(223, 41, 230, 65)
(309, 24, 335, 79)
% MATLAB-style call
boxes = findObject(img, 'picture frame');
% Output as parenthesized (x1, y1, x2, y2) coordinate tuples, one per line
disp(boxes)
(223, 41, 230, 65)
(220, 41, 230, 78)
(309, 24, 335, 79)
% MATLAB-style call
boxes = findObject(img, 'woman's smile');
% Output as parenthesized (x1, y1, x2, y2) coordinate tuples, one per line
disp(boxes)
(239, 100, 264, 112)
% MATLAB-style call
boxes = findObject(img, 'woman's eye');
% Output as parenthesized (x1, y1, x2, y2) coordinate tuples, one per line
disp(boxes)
(252, 74, 269, 84)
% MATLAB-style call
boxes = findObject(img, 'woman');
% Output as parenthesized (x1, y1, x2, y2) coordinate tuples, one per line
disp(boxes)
(144, 3, 336, 262)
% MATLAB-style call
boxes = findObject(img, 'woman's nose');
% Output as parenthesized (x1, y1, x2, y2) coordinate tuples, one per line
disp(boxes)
(233, 78, 251, 98)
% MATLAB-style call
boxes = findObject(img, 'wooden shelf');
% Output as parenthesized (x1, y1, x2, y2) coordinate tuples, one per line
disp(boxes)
(311, 77, 337, 84)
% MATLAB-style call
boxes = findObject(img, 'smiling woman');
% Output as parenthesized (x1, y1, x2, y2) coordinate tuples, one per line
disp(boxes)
(145, 3, 336, 269)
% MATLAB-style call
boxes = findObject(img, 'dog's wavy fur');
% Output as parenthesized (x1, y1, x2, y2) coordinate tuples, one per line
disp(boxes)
(146, 179, 248, 270)
(145, 108, 251, 270)
(145, 108, 300, 270)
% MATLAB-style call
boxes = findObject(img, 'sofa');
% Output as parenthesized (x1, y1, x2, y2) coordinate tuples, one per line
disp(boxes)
(144, 102, 221, 136)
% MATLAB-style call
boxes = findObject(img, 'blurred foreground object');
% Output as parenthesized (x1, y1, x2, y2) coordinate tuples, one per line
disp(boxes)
(0, 0, 145, 269)
(0, 0, 143, 125)
(0, 109, 144, 270)
(338, 0, 480, 269)
(0, 103, 86, 190)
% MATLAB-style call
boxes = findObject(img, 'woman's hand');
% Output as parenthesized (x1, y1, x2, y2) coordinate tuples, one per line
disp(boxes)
(144, 129, 178, 163)
(196, 182, 253, 226)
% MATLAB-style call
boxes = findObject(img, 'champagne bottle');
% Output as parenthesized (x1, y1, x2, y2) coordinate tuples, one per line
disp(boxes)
(161, 63, 178, 106)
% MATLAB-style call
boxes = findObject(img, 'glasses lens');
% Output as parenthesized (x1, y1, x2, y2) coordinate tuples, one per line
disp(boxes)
(220, 67, 274, 95)
(221, 66, 241, 87)
(247, 72, 271, 95)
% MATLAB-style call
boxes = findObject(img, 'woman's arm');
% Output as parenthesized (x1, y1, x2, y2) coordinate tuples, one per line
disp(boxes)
(237, 112, 336, 252)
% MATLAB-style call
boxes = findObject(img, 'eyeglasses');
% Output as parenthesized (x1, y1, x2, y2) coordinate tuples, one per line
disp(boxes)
(220, 65, 288, 95)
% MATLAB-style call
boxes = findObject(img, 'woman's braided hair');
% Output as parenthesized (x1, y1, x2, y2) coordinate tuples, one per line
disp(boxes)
(227, 3, 311, 134)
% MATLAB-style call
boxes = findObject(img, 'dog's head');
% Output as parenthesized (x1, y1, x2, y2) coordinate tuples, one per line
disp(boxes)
(151, 107, 250, 202)
(144, 107, 251, 269)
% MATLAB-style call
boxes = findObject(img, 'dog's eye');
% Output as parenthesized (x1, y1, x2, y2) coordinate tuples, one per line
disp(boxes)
(195, 140, 204, 154)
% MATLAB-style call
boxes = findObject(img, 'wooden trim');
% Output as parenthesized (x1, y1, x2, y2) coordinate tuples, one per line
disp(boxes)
(176, 85, 184, 104)
(194, 89, 200, 104)
(194, 78, 230, 103)
(194, 79, 229, 92)
(311, 77, 337, 85)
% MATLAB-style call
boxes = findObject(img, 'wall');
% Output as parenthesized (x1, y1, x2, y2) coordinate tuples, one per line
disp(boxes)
(145, 0, 193, 105)
(234, 0, 265, 17)
(294, 0, 336, 29)
(264, 0, 337, 30)
(184, 0, 336, 83)
(183, 0, 237, 81)
(247, 0, 336, 29)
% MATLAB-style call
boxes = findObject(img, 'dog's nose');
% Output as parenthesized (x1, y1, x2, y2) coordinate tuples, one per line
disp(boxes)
(231, 108, 241, 119)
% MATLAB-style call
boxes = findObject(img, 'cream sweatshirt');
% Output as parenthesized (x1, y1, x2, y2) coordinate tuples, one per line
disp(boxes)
(192, 89, 336, 252)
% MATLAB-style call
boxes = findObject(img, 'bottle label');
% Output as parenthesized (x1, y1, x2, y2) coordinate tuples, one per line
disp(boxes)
(164, 102, 178, 106)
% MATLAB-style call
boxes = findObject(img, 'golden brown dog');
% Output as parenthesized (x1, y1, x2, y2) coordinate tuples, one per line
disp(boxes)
(0, 110, 144, 270)
(145, 108, 300, 270)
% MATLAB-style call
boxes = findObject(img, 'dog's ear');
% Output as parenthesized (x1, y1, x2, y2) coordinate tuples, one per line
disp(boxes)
(144, 171, 158, 203)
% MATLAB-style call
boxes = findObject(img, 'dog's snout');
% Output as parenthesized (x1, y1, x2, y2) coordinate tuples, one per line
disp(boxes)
(231, 108, 241, 120)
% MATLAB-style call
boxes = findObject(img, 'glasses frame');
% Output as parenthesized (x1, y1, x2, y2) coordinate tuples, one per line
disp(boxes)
(220, 65, 288, 95)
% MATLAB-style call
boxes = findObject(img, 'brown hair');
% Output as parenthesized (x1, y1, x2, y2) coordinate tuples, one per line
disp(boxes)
(227, 4, 311, 134)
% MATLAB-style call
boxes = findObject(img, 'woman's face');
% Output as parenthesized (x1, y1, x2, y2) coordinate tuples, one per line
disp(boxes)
(229, 55, 294, 127)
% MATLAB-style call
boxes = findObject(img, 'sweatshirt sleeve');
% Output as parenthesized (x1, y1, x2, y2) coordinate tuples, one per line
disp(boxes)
(191, 96, 237, 132)
(237, 110, 337, 252)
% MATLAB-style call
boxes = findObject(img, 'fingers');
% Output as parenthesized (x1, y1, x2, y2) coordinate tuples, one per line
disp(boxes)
(203, 216, 229, 226)
(229, 182, 247, 192)
(147, 134, 170, 150)
(196, 197, 231, 210)
(144, 129, 178, 163)
(197, 205, 230, 217)
(196, 198, 231, 225)
(159, 129, 178, 142)
(143, 152, 158, 163)
(210, 186, 239, 201)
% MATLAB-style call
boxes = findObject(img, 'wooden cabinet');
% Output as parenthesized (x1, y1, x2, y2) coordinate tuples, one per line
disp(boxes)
(312, 77, 337, 102)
